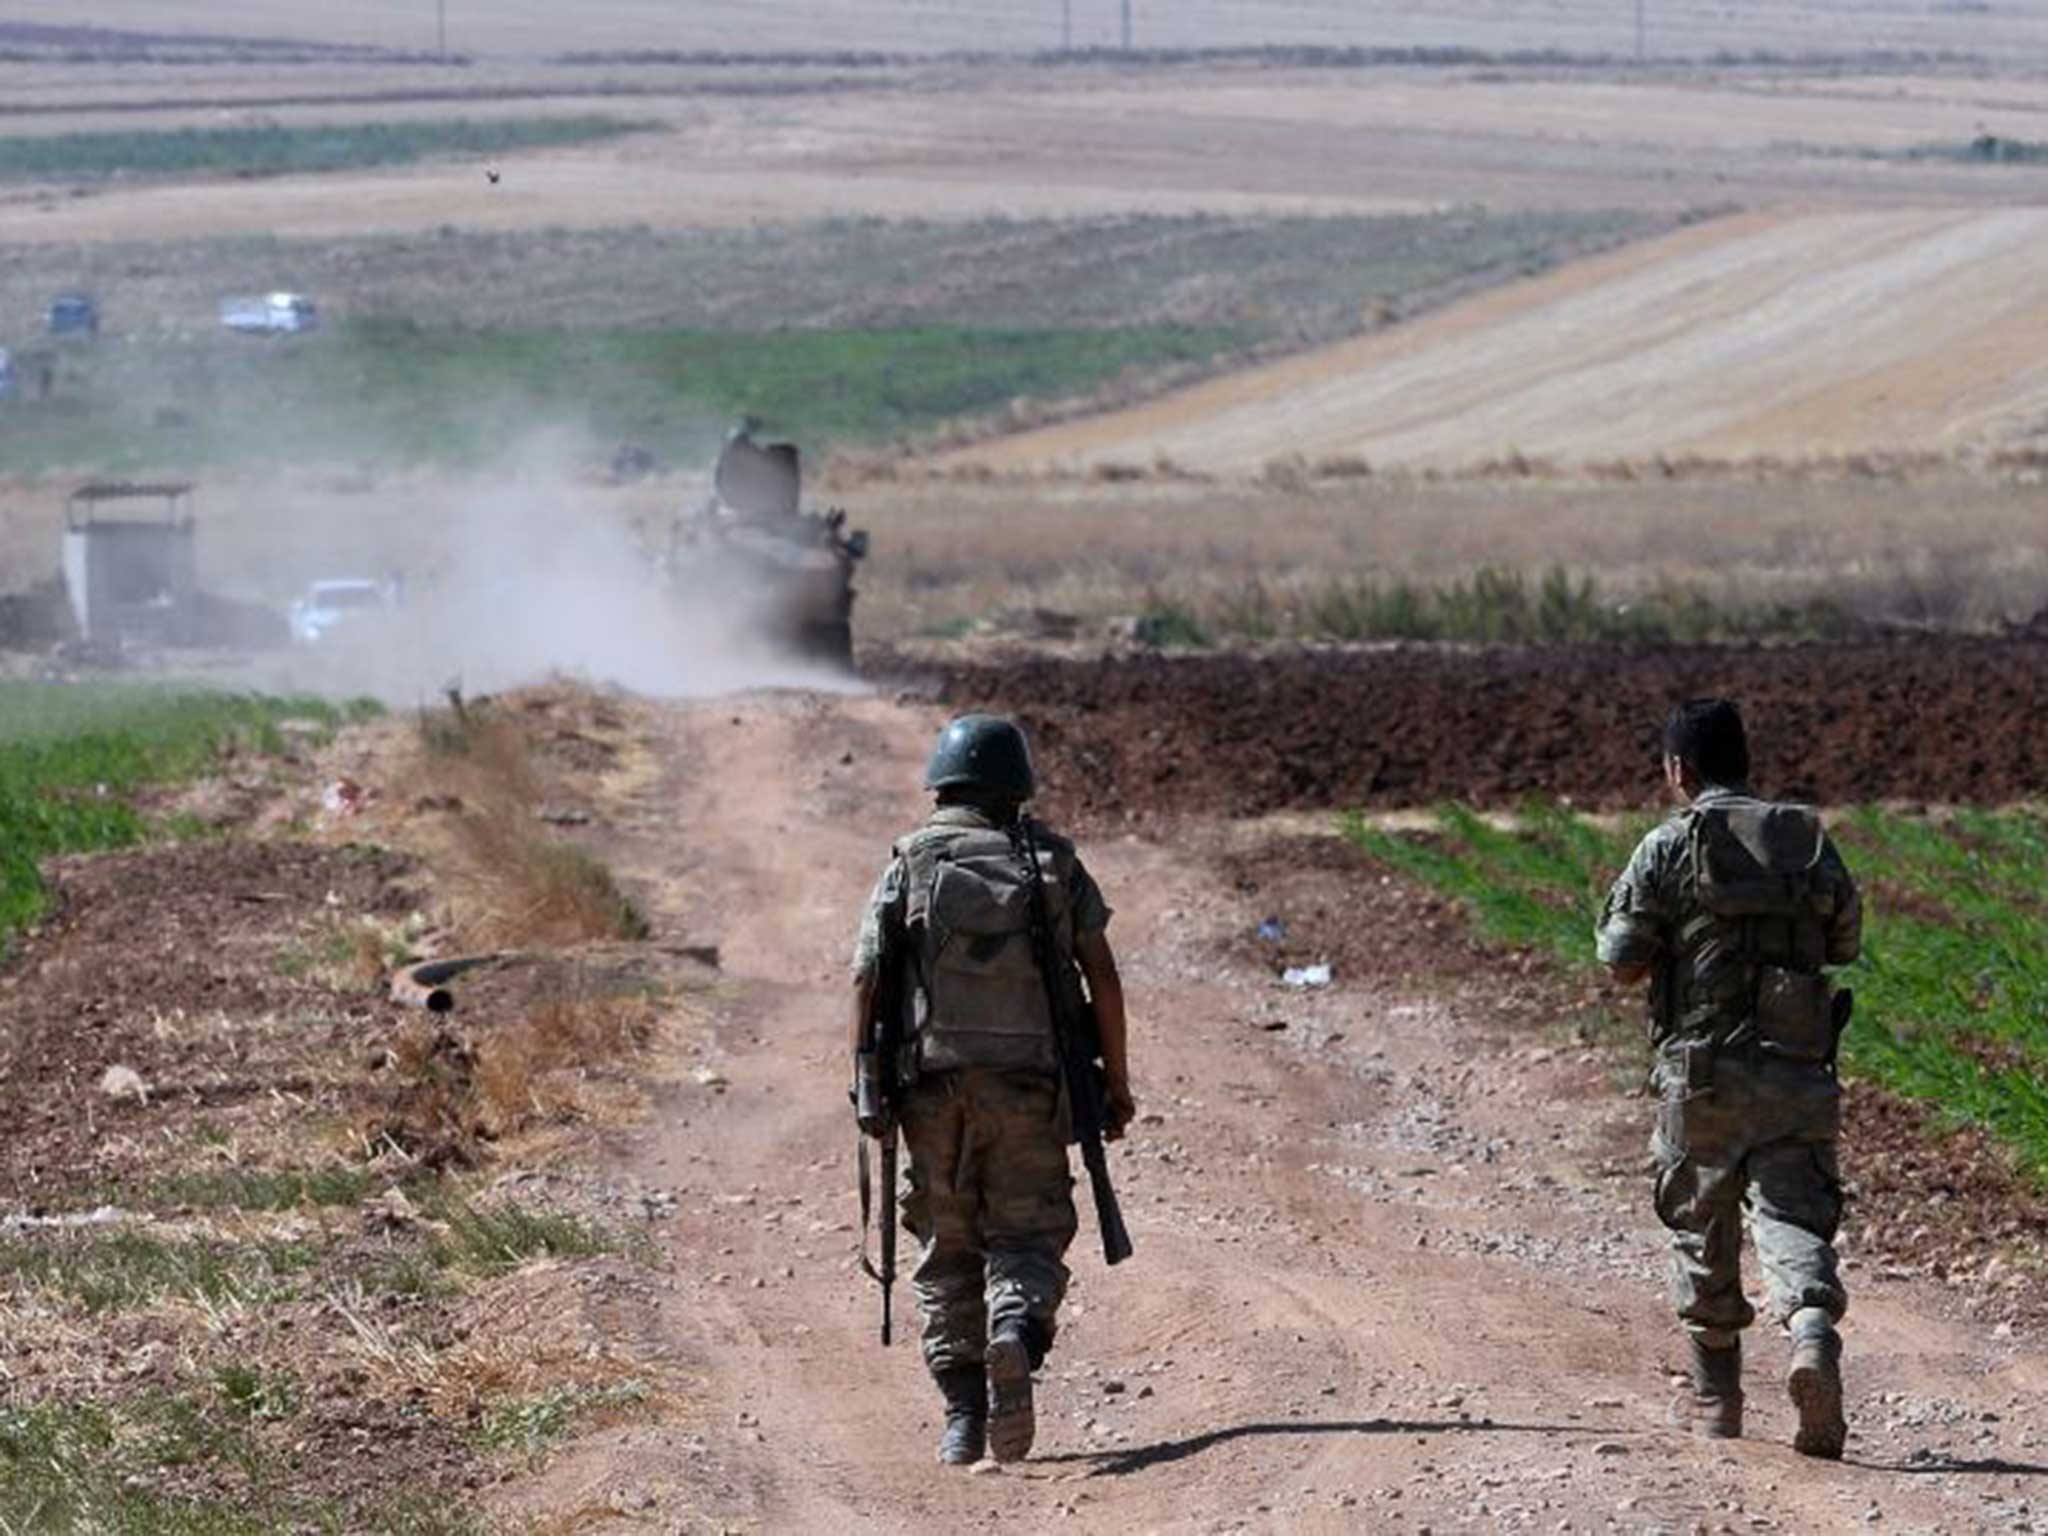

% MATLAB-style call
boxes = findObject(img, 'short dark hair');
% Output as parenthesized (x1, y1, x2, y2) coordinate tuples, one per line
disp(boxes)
(1664, 698, 1750, 785)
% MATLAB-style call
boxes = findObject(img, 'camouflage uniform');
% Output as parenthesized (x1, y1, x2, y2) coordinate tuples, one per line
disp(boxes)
(1596, 786, 1862, 1345)
(853, 805, 1110, 1377)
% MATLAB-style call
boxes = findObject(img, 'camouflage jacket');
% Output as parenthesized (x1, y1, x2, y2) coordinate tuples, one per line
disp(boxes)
(854, 807, 1109, 979)
(1596, 786, 1861, 1052)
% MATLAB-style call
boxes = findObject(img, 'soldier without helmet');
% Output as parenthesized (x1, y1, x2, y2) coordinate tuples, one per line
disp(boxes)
(850, 715, 1135, 1466)
(1596, 699, 1861, 1458)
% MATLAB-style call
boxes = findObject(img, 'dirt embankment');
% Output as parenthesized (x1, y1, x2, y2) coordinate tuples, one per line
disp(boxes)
(920, 637, 2048, 824)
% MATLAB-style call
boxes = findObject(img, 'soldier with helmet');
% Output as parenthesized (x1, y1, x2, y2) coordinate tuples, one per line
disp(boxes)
(849, 714, 1134, 1466)
(1597, 699, 1862, 1458)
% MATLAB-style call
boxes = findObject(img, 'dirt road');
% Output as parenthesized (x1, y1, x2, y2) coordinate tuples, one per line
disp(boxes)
(954, 207, 2048, 474)
(506, 687, 2045, 1532)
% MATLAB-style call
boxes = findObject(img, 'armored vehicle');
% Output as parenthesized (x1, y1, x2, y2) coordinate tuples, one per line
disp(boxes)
(668, 426, 868, 666)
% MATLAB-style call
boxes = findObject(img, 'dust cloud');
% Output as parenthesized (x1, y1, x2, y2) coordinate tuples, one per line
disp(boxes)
(220, 432, 865, 705)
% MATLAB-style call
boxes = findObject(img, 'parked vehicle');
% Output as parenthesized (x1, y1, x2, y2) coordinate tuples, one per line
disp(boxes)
(220, 293, 319, 335)
(288, 578, 396, 645)
(47, 293, 99, 337)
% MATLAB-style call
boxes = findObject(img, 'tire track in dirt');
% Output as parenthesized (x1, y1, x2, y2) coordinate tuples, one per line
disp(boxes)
(952, 207, 2048, 474)
(498, 689, 2045, 1533)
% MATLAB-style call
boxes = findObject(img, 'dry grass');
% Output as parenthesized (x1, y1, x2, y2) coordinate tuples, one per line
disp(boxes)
(410, 696, 648, 949)
(843, 469, 2048, 645)
(374, 972, 667, 1169)
(471, 988, 660, 1140)
(277, 910, 425, 990)
(333, 1255, 661, 1422)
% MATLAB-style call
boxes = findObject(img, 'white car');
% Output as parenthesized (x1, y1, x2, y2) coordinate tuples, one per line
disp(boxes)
(289, 579, 395, 645)
(221, 292, 319, 335)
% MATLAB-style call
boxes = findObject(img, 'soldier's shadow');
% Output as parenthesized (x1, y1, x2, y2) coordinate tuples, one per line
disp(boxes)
(1036, 1416, 1617, 1478)
(1853, 1452, 2048, 1478)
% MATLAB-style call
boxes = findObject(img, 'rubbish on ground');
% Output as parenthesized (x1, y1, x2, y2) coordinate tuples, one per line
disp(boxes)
(1256, 917, 1287, 944)
(99, 1063, 149, 1102)
(1281, 963, 1332, 989)
(322, 777, 367, 817)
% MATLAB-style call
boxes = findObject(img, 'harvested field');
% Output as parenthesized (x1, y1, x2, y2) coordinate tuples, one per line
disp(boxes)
(10, 61, 2048, 251)
(919, 637, 2048, 824)
(955, 207, 2048, 473)
(9, 2, 2048, 61)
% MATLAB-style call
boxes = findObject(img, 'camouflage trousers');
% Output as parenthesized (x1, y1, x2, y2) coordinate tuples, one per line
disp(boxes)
(1650, 1045, 1848, 1346)
(899, 1067, 1077, 1378)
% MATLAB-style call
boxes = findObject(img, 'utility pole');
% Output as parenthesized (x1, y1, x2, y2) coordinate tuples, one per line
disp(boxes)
(1122, 0, 1132, 50)
(436, 0, 447, 58)
(1634, 0, 1645, 61)
(1062, 0, 1071, 51)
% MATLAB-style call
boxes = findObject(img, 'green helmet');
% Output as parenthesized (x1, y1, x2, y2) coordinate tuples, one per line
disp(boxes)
(924, 714, 1035, 801)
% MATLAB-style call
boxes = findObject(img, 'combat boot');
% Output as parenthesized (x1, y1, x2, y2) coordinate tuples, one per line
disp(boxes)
(1787, 1308, 1846, 1460)
(1670, 1336, 1743, 1440)
(934, 1366, 987, 1465)
(984, 1326, 1036, 1464)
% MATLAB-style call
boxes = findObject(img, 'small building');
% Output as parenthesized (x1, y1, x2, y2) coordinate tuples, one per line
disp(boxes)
(62, 482, 198, 645)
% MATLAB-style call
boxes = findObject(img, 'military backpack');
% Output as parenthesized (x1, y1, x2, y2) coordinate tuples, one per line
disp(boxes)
(1676, 797, 1845, 1062)
(898, 814, 1074, 1076)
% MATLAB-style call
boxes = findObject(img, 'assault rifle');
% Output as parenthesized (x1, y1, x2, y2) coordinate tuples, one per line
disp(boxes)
(1019, 821, 1134, 1267)
(855, 936, 904, 1345)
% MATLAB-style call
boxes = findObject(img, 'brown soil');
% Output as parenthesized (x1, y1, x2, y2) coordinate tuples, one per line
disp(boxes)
(919, 637, 2048, 826)
(0, 839, 416, 1205)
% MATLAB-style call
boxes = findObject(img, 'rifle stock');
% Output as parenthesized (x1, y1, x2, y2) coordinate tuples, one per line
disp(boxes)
(1021, 822, 1134, 1267)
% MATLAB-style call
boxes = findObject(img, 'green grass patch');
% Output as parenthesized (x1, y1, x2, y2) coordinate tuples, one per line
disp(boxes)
(146, 1165, 384, 1212)
(1133, 600, 1214, 650)
(474, 1380, 651, 1460)
(0, 685, 381, 944)
(0, 322, 1240, 474)
(1905, 134, 2048, 165)
(1172, 568, 1862, 649)
(0, 1395, 482, 1535)
(0, 116, 650, 184)
(212, 1365, 301, 1423)
(1347, 804, 2048, 1177)
(425, 1199, 618, 1276)
(0, 1229, 320, 1314)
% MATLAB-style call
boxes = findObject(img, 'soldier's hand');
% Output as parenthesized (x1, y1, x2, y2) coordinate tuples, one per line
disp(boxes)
(1103, 1078, 1136, 1142)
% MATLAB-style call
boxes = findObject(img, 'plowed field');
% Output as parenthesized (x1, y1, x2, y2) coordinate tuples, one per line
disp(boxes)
(921, 636, 2048, 824)
(954, 208, 2048, 474)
